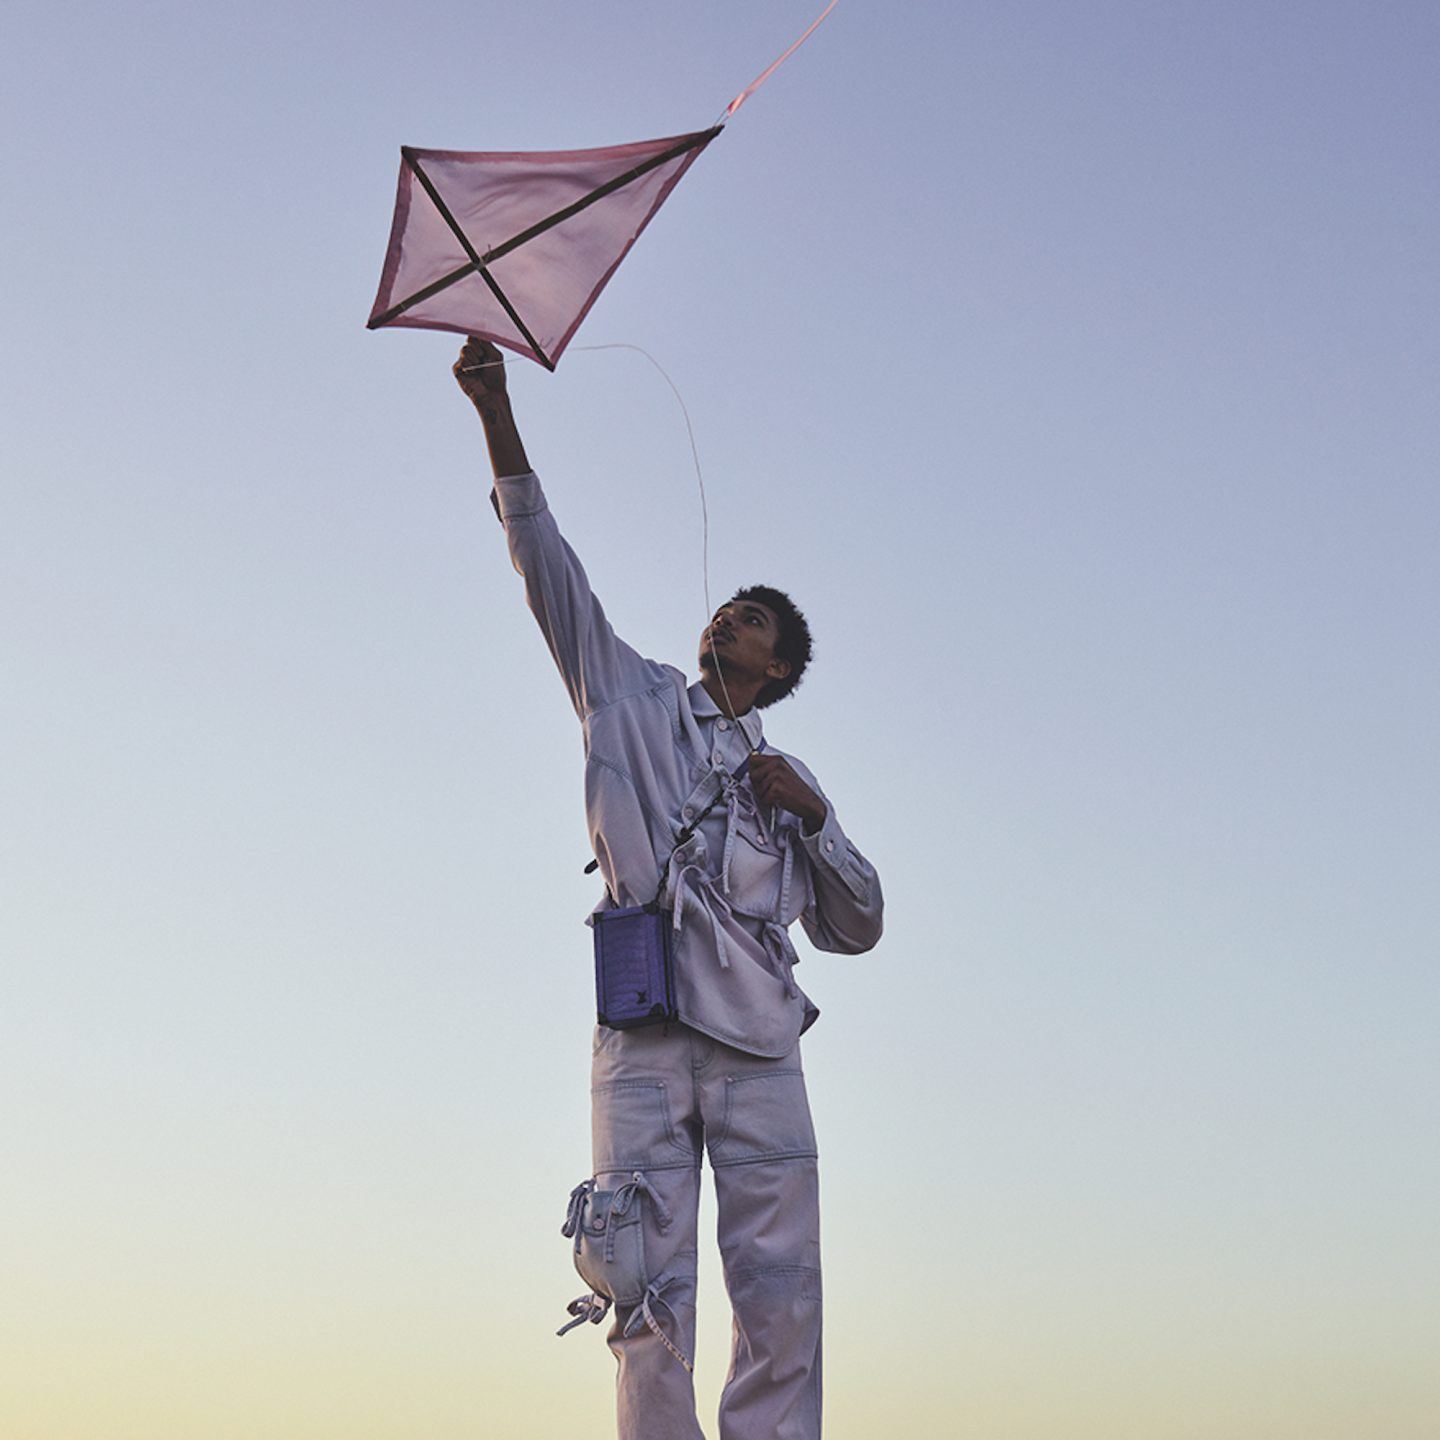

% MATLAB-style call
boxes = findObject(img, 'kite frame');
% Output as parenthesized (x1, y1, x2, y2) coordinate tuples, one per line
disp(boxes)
(367, 126, 723, 370)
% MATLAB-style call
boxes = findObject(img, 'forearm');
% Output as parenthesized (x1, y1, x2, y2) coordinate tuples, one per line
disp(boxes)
(799, 808, 884, 954)
(474, 390, 531, 479)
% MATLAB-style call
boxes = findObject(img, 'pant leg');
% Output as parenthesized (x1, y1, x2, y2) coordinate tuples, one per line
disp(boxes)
(591, 1024, 705, 1440)
(702, 1040, 823, 1440)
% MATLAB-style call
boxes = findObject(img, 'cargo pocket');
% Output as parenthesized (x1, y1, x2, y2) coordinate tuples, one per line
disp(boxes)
(707, 1069, 818, 1167)
(562, 1173, 668, 1306)
(556, 1174, 693, 1372)
(591, 1079, 693, 1173)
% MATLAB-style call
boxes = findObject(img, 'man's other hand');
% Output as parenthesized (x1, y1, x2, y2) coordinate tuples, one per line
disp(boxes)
(749, 754, 827, 834)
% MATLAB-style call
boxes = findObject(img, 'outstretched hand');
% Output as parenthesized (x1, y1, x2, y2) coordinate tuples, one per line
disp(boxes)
(454, 336, 509, 411)
(749, 753, 826, 834)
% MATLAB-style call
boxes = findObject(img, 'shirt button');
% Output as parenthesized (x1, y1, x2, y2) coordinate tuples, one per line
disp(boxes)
(825, 839, 836, 852)
(717, 719, 729, 731)
(682, 806, 695, 820)
(714, 752, 724, 764)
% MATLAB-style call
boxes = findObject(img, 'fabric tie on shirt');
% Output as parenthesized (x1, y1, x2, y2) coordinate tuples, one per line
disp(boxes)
(760, 921, 802, 1001)
(669, 858, 737, 969)
(719, 771, 770, 896)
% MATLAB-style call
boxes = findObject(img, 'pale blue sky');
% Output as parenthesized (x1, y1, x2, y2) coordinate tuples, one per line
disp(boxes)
(3, 3, 1437, 1436)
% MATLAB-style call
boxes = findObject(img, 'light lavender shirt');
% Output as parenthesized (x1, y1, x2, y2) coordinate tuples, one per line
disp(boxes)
(493, 471, 883, 1058)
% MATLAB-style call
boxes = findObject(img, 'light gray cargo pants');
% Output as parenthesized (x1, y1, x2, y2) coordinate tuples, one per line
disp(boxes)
(587, 1022, 822, 1440)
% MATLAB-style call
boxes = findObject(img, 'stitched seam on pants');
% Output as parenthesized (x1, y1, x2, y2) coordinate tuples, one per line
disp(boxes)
(594, 1159, 700, 1175)
(726, 1264, 821, 1281)
(709, 1147, 818, 1168)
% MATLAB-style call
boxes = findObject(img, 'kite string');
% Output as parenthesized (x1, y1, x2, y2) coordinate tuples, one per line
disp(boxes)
(571, 342, 712, 626)
(571, 343, 750, 744)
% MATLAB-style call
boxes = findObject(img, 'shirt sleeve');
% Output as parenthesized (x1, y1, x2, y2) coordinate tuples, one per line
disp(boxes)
(492, 471, 663, 719)
(787, 763, 884, 955)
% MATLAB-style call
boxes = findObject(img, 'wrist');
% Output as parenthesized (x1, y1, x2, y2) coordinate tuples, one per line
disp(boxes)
(474, 391, 513, 427)
(800, 800, 827, 835)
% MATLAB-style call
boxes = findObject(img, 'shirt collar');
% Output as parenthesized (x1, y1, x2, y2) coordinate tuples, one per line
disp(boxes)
(688, 680, 765, 749)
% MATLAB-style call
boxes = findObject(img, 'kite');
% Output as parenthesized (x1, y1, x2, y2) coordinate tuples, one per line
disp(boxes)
(366, 2, 837, 370)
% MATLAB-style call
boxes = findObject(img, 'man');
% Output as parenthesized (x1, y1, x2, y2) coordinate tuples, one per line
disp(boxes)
(455, 336, 883, 1440)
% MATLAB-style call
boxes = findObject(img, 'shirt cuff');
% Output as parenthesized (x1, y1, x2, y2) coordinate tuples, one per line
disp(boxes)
(489, 470, 547, 522)
(800, 802, 846, 873)
(800, 803, 872, 903)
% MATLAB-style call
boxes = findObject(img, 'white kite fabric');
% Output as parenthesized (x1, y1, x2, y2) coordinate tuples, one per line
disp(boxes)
(367, 3, 837, 369)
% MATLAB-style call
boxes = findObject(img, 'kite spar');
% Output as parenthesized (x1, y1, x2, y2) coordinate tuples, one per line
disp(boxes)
(366, 2, 838, 370)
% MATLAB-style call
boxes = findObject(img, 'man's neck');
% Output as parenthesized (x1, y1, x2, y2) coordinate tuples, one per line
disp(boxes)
(700, 671, 760, 718)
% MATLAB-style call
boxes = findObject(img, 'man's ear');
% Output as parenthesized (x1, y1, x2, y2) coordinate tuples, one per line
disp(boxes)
(766, 657, 792, 681)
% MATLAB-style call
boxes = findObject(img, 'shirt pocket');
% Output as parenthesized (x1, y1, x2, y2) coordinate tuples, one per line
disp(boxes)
(726, 816, 786, 918)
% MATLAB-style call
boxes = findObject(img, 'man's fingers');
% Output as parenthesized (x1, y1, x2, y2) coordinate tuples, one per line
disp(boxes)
(749, 754, 792, 805)
(455, 338, 510, 400)
(459, 344, 508, 382)
(463, 337, 501, 363)
(458, 337, 496, 364)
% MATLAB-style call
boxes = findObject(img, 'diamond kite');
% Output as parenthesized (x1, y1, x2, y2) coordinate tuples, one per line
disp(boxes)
(366, 2, 837, 370)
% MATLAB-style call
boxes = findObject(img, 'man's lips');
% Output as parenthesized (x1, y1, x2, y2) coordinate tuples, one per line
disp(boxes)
(706, 629, 734, 647)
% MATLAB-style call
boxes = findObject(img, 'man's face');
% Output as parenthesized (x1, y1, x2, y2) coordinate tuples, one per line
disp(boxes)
(699, 598, 788, 686)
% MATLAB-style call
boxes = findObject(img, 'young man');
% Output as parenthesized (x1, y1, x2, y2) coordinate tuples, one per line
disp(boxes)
(455, 336, 882, 1440)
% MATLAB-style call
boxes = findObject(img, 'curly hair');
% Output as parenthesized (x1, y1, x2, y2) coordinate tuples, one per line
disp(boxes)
(727, 584, 813, 709)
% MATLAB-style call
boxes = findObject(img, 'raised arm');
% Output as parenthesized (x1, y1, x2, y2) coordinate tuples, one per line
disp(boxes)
(455, 337, 660, 719)
(454, 336, 531, 480)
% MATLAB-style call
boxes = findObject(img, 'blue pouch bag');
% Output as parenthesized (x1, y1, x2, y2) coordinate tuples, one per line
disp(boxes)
(593, 903, 676, 1029)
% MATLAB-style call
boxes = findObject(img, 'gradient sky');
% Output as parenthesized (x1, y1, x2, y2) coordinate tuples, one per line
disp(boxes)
(3, 2, 1437, 1437)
